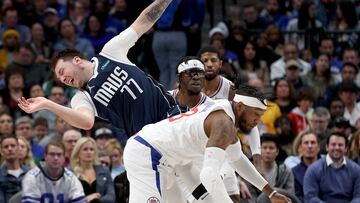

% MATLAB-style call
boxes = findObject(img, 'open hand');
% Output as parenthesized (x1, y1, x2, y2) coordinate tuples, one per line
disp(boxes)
(17, 97, 48, 113)
(271, 192, 292, 203)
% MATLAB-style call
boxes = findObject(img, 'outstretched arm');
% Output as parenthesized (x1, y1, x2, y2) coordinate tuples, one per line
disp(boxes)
(18, 97, 95, 130)
(130, 0, 172, 37)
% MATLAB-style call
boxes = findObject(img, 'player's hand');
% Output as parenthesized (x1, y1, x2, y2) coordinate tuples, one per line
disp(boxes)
(239, 181, 252, 199)
(17, 97, 48, 113)
(86, 193, 101, 202)
(270, 192, 292, 203)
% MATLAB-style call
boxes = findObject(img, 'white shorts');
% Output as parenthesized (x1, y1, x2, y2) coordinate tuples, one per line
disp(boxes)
(124, 136, 169, 203)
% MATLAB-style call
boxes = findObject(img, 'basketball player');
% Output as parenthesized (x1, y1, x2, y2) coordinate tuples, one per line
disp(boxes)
(17, 0, 181, 138)
(123, 85, 292, 203)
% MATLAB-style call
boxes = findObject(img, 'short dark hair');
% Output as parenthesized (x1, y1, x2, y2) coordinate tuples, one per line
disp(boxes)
(236, 84, 267, 106)
(49, 49, 86, 73)
(33, 117, 48, 128)
(296, 86, 315, 102)
(326, 132, 348, 146)
(197, 46, 221, 58)
(0, 134, 18, 146)
(260, 133, 280, 149)
(45, 141, 65, 154)
(342, 62, 358, 74)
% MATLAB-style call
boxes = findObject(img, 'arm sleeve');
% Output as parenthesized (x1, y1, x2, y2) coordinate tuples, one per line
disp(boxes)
(100, 170, 115, 203)
(100, 28, 138, 63)
(225, 141, 268, 191)
(69, 176, 86, 203)
(303, 165, 325, 203)
(220, 161, 240, 195)
(70, 91, 97, 116)
(246, 127, 261, 155)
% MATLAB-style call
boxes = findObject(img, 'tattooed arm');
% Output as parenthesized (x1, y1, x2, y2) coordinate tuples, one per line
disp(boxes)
(130, 0, 171, 37)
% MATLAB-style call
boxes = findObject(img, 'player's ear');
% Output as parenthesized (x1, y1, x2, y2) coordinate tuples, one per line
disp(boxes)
(73, 56, 82, 64)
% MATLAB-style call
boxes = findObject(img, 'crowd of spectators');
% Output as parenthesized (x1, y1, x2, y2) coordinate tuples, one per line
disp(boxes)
(0, 0, 359, 202)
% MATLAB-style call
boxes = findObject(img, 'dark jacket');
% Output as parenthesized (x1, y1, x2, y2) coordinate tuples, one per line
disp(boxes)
(0, 164, 30, 203)
(94, 165, 115, 203)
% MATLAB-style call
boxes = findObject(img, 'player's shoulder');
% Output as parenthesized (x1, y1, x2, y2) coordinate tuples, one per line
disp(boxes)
(221, 76, 234, 86)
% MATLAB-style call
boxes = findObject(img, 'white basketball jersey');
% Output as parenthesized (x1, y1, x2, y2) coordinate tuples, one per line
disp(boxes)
(208, 76, 234, 100)
(137, 99, 235, 167)
(22, 167, 85, 203)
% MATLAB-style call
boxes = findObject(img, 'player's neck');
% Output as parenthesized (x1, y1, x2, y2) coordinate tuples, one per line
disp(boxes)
(176, 90, 202, 108)
(203, 76, 220, 95)
(5, 159, 20, 170)
(83, 60, 96, 80)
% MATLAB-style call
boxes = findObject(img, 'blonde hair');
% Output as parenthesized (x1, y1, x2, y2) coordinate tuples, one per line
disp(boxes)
(70, 137, 99, 179)
(104, 138, 123, 155)
(348, 130, 360, 159)
(293, 130, 318, 156)
(17, 136, 36, 168)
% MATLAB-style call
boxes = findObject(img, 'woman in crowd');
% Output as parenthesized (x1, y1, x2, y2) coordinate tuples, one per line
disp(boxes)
(71, 137, 115, 203)
(18, 136, 36, 168)
(239, 40, 270, 87)
(348, 130, 360, 165)
(105, 139, 125, 180)
(302, 54, 337, 105)
(271, 78, 297, 115)
(0, 111, 13, 135)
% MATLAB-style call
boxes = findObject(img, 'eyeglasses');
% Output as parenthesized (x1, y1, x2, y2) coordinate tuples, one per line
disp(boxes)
(182, 69, 205, 78)
(100, 161, 110, 167)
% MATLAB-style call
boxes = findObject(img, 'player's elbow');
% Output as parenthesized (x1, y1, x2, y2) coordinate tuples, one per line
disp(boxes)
(79, 119, 94, 130)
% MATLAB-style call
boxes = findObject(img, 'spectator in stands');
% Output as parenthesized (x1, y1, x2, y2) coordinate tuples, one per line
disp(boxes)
(330, 116, 353, 139)
(292, 130, 320, 202)
(242, 3, 268, 30)
(94, 127, 114, 150)
(98, 149, 111, 170)
(105, 139, 125, 180)
(288, 87, 314, 135)
(71, 137, 115, 203)
(14, 116, 44, 162)
(271, 78, 297, 115)
(62, 129, 82, 168)
(331, 1, 360, 55)
(54, 18, 95, 59)
(302, 53, 337, 105)
(286, 1, 322, 51)
(348, 130, 360, 165)
(324, 62, 358, 106)
(315, 0, 337, 28)
(2, 67, 28, 119)
(329, 97, 345, 120)
(40, 115, 72, 146)
(151, 0, 189, 90)
(93, 0, 126, 36)
(0, 7, 31, 44)
(342, 48, 360, 87)
(270, 42, 311, 83)
(7, 43, 49, 87)
(309, 107, 331, 154)
(260, 0, 289, 30)
(81, 14, 115, 53)
(32, 117, 49, 145)
(304, 132, 360, 203)
(29, 83, 44, 98)
(338, 81, 360, 126)
(42, 8, 60, 45)
(239, 40, 270, 87)
(265, 25, 284, 56)
(284, 59, 306, 89)
(0, 29, 21, 72)
(243, 134, 295, 202)
(0, 112, 13, 135)
(0, 135, 30, 203)
(30, 22, 52, 64)
(17, 136, 36, 168)
(33, 84, 67, 134)
(274, 115, 295, 156)
(109, 0, 129, 27)
(68, 1, 87, 33)
(284, 131, 304, 169)
(316, 38, 342, 75)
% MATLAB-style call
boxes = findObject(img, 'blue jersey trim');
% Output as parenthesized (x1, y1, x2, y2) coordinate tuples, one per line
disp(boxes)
(134, 136, 162, 196)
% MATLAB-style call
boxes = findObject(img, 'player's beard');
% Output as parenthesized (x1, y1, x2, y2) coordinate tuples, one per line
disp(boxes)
(238, 116, 252, 134)
(205, 68, 220, 81)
